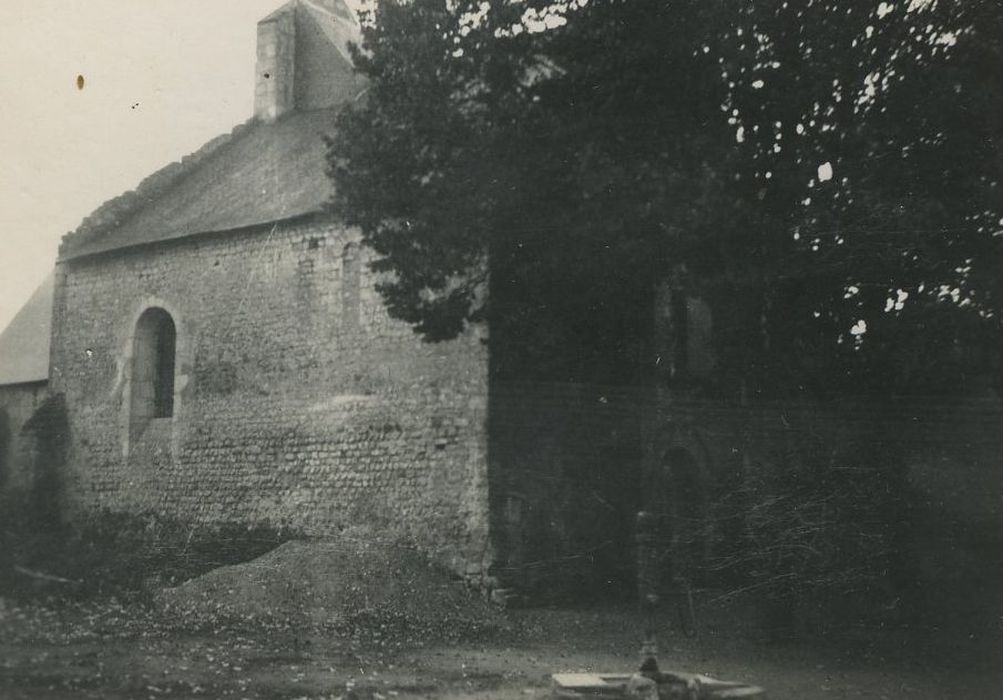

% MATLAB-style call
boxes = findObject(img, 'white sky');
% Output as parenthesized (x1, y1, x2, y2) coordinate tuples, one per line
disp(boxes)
(0, 0, 304, 331)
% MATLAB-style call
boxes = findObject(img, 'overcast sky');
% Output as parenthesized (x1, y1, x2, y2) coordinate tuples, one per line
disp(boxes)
(0, 0, 314, 331)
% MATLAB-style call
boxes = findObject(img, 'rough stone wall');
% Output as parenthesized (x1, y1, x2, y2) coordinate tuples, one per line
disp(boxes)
(0, 381, 48, 498)
(487, 383, 753, 596)
(491, 375, 1003, 596)
(49, 217, 492, 579)
(255, 10, 297, 121)
(489, 382, 648, 596)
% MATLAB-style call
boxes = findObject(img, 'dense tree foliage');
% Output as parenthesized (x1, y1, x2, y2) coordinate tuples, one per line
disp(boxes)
(328, 0, 1003, 395)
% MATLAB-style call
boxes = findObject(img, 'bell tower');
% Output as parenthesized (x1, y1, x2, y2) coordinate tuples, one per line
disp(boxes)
(253, 0, 364, 122)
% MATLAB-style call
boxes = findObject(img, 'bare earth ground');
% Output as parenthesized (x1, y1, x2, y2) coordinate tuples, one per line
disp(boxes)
(1, 594, 1000, 700)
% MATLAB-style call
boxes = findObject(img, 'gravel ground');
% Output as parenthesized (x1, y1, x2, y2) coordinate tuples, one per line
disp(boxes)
(2, 533, 1000, 699)
(1, 594, 1000, 699)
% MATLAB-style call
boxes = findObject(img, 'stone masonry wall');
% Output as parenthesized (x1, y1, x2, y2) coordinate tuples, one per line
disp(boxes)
(489, 382, 646, 597)
(49, 217, 492, 579)
(0, 381, 49, 499)
(492, 377, 1003, 596)
(254, 10, 296, 122)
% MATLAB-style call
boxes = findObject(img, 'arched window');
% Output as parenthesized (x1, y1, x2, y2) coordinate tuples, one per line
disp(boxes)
(342, 242, 360, 330)
(131, 308, 176, 422)
(654, 282, 715, 382)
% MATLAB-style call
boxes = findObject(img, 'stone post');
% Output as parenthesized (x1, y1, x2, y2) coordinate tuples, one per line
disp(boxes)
(635, 510, 661, 676)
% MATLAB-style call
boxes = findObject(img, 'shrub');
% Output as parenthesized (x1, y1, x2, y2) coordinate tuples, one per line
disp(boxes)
(711, 432, 913, 637)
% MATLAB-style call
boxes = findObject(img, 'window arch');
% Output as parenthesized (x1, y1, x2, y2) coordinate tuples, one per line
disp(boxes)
(131, 307, 177, 423)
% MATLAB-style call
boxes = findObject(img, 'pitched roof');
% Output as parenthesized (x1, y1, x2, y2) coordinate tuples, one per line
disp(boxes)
(0, 273, 53, 385)
(299, 0, 360, 66)
(262, 0, 357, 24)
(59, 108, 341, 260)
(59, 0, 364, 261)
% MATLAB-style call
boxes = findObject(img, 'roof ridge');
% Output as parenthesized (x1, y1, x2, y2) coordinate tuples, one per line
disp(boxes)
(59, 119, 255, 259)
(259, 0, 358, 25)
(299, 1, 362, 67)
(301, 0, 357, 23)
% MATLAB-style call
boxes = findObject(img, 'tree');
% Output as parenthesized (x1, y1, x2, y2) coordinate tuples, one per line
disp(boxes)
(329, 0, 733, 382)
(329, 0, 1003, 396)
(714, 0, 1003, 399)
(328, 0, 1003, 613)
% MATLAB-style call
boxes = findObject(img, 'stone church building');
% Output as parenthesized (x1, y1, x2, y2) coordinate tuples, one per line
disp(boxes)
(2, 0, 1001, 599)
(3, 0, 495, 581)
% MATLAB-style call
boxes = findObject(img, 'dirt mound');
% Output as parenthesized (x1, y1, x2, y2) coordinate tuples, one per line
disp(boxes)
(156, 533, 505, 642)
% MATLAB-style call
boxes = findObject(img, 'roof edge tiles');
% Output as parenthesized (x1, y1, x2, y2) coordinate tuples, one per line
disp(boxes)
(61, 210, 333, 263)
(58, 108, 341, 262)
(58, 121, 251, 261)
